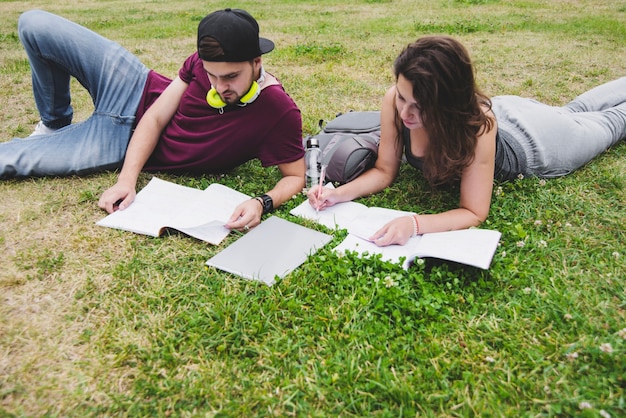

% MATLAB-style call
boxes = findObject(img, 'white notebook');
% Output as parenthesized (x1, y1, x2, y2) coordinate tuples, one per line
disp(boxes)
(96, 177, 249, 245)
(206, 216, 332, 286)
(291, 198, 501, 270)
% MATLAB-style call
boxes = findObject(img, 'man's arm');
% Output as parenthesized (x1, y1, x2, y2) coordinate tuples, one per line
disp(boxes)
(262, 158, 306, 208)
(225, 157, 305, 230)
(98, 77, 188, 213)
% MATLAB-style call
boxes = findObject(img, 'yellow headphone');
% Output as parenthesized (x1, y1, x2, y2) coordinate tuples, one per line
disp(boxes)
(206, 81, 260, 109)
(206, 67, 265, 110)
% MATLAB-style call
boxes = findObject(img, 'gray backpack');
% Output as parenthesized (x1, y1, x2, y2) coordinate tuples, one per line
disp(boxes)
(303, 111, 381, 184)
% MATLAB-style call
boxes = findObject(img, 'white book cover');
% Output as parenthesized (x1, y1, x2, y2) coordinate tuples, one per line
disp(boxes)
(206, 216, 332, 285)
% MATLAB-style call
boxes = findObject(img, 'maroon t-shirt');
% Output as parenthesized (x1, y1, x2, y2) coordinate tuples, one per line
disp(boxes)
(136, 53, 304, 174)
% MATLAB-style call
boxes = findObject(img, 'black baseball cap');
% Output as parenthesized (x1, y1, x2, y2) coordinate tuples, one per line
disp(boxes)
(197, 8, 275, 62)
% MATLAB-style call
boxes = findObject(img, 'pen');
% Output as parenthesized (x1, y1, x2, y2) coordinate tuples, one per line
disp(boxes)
(316, 164, 326, 214)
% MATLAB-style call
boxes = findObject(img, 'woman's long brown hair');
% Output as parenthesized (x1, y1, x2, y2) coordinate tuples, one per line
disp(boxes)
(393, 36, 493, 186)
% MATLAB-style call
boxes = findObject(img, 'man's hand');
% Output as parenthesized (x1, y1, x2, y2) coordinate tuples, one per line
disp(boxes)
(225, 198, 263, 231)
(98, 181, 137, 214)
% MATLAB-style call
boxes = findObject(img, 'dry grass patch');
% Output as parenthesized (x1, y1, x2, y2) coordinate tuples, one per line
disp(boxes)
(0, 175, 138, 414)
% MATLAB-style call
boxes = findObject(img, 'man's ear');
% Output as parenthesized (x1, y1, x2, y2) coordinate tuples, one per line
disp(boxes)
(253, 57, 262, 73)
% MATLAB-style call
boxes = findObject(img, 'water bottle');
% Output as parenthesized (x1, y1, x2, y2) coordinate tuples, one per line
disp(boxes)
(305, 137, 321, 190)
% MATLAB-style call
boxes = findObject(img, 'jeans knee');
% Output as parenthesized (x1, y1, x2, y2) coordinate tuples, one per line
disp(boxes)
(18, 10, 51, 42)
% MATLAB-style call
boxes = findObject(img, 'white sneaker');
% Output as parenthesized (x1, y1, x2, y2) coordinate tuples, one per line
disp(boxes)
(29, 121, 58, 137)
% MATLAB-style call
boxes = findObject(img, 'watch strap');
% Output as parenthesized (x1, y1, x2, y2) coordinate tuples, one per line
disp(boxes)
(253, 196, 264, 210)
(255, 194, 273, 214)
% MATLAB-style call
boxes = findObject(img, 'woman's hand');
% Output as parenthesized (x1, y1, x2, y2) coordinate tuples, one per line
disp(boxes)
(369, 215, 416, 246)
(306, 185, 342, 211)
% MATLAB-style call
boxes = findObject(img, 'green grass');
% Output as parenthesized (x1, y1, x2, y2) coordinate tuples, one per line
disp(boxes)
(1, 0, 625, 416)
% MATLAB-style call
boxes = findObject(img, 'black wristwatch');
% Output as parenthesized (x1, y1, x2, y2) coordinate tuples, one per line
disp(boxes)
(255, 194, 274, 214)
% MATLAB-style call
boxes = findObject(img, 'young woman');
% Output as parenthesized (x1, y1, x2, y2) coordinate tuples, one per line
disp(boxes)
(308, 35, 626, 246)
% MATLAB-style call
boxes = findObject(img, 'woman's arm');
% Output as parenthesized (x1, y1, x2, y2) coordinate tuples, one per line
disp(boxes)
(308, 86, 403, 209)
(414, 133, 495, 231)
(371, 111, 496, 246)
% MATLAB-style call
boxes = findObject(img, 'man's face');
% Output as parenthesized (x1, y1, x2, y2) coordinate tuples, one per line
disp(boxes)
(202, 59, 261, 105)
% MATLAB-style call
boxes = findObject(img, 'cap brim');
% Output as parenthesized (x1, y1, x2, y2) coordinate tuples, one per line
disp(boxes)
(259, 38, 275, 55)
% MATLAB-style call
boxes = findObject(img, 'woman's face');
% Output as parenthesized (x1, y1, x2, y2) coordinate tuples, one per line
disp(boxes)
(395, 74, 423, 130)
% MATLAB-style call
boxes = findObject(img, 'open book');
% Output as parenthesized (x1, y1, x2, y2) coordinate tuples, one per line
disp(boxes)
(96, 177, 250, 245)
(290, 199, 501, 269)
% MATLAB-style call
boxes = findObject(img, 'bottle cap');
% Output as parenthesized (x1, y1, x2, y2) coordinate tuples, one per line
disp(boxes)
(306, 137, 319, 148)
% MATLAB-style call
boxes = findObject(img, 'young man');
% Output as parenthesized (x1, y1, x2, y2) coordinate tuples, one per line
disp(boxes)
(1, 8, 305, 231)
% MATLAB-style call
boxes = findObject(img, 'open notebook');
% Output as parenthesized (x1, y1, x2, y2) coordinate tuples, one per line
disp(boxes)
(96, 177, 249, 245)
(290, 198, 501, 270)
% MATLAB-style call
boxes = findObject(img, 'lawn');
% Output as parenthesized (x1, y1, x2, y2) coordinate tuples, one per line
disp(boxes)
(1, 0, 625, 416)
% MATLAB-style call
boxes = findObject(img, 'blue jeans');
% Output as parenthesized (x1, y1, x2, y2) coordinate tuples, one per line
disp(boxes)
(0, 10, 150, 177)
(493, 77, 626, 178)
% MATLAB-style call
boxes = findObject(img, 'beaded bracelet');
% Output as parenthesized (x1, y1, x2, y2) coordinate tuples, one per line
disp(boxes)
(410, 214, 420, 237)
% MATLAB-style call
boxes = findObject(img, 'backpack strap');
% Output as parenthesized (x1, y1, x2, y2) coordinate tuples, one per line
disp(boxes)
(323, 111, 381, 134)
